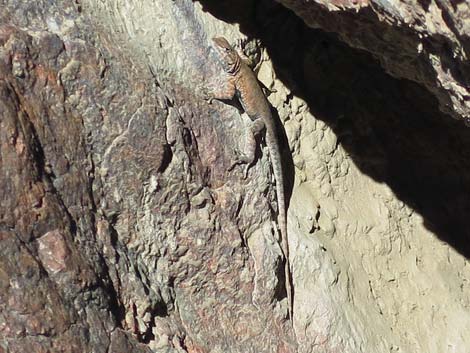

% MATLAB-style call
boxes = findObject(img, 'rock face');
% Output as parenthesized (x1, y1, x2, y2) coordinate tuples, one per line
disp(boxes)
(278, 0, 470, 122)
(1, 1, 470, 353)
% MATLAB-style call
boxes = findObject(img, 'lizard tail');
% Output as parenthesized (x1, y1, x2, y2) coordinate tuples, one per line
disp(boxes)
(266, 130, 294, 323)
(278, 171, 293, 323)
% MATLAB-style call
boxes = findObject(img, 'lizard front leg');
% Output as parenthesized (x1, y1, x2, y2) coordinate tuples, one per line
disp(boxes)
(234, 38, 255, 68)
(205, 78, 236, 104)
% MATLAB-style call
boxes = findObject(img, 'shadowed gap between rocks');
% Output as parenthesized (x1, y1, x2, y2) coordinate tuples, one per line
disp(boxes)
(198, 0, 470, 259)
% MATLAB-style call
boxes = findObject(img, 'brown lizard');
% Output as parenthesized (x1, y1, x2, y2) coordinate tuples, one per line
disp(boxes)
(207, 36, 293, 321)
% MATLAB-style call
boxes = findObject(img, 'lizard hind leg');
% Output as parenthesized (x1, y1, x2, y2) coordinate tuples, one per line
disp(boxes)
(229, 118, 265, 178)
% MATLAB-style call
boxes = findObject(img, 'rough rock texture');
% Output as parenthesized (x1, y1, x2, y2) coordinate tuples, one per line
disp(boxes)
(276, 0, 470, 122)
(1, 0, 470, 353)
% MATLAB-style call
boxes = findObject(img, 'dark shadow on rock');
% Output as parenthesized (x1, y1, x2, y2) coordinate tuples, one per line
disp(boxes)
(198, 0, 470, 259)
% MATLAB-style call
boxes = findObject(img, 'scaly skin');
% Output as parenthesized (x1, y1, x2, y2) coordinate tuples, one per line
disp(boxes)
(208, 36, 293, 322)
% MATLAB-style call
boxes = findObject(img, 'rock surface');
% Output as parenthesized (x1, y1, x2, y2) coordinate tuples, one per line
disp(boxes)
(1, 0, 470, 353)
(278, 0, 470, 122)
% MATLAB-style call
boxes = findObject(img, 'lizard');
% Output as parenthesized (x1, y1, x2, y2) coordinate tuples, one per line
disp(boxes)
(206, 36, 293, 322)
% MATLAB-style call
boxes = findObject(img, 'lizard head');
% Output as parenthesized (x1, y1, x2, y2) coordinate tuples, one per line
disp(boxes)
(212, 37, 240, 74)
